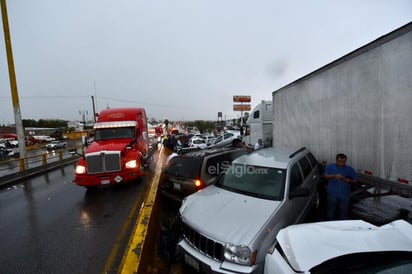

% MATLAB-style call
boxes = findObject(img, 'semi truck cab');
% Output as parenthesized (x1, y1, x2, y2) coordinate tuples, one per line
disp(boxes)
(73, 108, 149, 188)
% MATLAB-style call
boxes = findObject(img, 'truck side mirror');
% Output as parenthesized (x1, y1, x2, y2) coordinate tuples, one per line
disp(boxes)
(82, 135, 88, 147)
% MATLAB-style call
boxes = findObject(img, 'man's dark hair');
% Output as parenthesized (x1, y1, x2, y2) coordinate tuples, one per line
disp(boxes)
(336, 153, 347, 160)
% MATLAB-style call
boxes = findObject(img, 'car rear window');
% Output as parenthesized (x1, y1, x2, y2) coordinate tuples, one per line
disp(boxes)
(164, 156, 202, 179)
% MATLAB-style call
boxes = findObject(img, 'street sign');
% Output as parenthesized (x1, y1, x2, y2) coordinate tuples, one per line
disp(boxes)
(233, 104, 251, 111)
(233, 95, 251, 103)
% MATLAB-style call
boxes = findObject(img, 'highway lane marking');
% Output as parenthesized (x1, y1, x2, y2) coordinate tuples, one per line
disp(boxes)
(101, 183, 146, 274)
(118, 147, 164, 274)
(102, 148, 163, 273)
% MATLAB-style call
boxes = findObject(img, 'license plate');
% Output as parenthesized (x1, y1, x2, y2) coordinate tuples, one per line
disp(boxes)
(173, 183, 181, 190)
(184, 253, 200, 272)
(101, 179, 110, 185)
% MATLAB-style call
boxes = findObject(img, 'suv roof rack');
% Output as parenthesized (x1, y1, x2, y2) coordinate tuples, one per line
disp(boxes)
(289, 147, 306, 159)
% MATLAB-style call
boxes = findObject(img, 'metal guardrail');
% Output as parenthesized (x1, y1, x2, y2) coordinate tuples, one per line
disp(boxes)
(0, 147, 82, 188)
(318, 163, 412, 198)
(354, 173, 412, 198)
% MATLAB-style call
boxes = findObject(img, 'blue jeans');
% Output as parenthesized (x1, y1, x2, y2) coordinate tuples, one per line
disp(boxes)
(327, 194, 350, 220)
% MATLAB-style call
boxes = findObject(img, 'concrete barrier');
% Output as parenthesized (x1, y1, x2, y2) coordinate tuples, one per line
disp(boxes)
(118, 146, 166, 274)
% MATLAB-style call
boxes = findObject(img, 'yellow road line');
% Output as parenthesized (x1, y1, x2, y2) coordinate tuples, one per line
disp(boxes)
(118, 147, 164, 274)
(101, 184, 145, 274)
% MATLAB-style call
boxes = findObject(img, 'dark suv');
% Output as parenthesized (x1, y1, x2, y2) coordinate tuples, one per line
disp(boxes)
(160, 147, 249, 203)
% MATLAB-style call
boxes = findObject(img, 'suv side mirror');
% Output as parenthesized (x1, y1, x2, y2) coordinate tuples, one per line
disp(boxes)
(289, 186, 310, 199)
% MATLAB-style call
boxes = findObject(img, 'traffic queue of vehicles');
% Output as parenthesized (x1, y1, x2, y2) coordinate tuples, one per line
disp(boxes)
(66, 105, 411, 273)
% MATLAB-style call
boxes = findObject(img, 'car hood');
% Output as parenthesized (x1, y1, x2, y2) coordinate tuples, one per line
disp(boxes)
(275, 219, 412, 272)
(86, 139, 132, 153)
(180, 185, 281, 246)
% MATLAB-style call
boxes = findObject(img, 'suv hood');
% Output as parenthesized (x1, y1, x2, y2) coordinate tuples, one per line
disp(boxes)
(86, 140, 132, 153)
(180, 185, 281, 246)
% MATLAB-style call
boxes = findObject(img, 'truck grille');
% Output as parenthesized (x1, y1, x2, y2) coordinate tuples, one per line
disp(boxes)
(86, 151, 121, 174)
(182, 222, 224, 262)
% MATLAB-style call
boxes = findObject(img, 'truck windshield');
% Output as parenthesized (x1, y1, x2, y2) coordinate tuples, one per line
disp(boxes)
(94, 127, 135, 141)
(215, 163, 286, 201)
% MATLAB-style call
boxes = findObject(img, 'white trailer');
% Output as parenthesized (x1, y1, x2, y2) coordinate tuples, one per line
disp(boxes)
(272, 22, 412, 187)
(243, 100, 273, 148)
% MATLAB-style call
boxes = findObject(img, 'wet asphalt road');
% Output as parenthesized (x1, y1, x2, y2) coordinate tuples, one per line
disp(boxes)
(0, 164, 150, 274)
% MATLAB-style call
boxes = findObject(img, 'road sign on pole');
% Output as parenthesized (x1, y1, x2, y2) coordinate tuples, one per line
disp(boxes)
(233, 104, 251, 111)
(233, 95, 251, 127)
(233, 95, 251, 103)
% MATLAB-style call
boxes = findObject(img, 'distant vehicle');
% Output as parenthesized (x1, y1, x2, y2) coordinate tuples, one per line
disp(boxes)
(203, 135, 216, 146)
(264, 219, 412, 274)
(188, 137, 205, 148)
(0, 140, 16, 159)
(46, 140, 67, 150)
(209, 130, 240, 148)
(243, 100, 273, 148)
(178, 146, 320, 274)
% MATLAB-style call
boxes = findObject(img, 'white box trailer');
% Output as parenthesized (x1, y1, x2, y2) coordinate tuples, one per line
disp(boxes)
(272, 22, 412, 185)
(243, 100, 273, 148)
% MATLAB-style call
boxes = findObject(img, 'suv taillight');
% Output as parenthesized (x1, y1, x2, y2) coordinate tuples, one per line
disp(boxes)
(194, 179, 205, 190)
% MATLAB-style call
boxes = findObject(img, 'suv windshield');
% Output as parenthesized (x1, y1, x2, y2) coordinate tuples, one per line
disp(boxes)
(164, 157, 203, 179)
(215, 163, 286, 200)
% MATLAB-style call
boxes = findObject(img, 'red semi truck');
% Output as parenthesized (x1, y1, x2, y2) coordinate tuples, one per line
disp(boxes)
(73, 108, 149, 188)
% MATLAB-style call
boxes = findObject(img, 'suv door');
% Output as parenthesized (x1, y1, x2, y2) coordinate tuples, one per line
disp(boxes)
(296, 154, 319, 220)
(284, 156, 317, 224)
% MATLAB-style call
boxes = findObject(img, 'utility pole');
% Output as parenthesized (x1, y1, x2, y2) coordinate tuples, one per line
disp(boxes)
(91, 95, 96, 122)
(1, 0, 26, 157)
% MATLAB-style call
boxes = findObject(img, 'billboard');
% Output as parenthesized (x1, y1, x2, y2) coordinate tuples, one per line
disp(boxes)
(233, 95, 251, 103)
(233, 104, 251, 111)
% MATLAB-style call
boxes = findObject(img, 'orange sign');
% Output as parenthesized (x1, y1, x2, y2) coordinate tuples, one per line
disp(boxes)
(233, 95, 251, 103)
(233, 104, 251, 111)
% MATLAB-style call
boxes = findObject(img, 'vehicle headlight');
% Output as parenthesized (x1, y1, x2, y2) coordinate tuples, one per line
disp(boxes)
(75, 165, 86, 174)
(224, 244, 255, 265)
(125, 160, 137, 169)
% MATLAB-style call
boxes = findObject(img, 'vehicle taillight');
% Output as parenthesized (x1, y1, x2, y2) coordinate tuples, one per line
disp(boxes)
(194, 179, 205, 190)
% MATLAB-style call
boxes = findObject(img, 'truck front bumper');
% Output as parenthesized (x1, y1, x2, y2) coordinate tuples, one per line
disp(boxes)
(73, 168, 145, 187)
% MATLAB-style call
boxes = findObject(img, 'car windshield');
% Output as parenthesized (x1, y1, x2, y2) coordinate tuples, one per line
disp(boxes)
(164, 157, 202, 179)
(214, 163, 286, 200)
(311, 251, 412, 274)
(94, 127, 135, 141)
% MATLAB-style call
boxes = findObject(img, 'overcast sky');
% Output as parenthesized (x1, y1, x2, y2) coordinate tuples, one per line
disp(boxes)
(0, 0, 411, 124)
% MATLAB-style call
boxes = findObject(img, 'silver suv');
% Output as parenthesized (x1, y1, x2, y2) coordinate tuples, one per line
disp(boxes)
(178, 146, 320, 274)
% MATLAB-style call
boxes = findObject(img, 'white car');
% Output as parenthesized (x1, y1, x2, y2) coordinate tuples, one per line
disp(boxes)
(203, 135, 216, 145)
(46, 140, 67, 150)
(209, 130, 240, 148)
(188, 137, 205, 148)
(264, 219, 412, 274)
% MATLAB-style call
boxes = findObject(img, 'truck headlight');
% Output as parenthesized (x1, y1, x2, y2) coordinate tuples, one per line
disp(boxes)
(224, 244, 255, 265)
(75, 165, 86, 174)
(125, 160, 137, 169)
